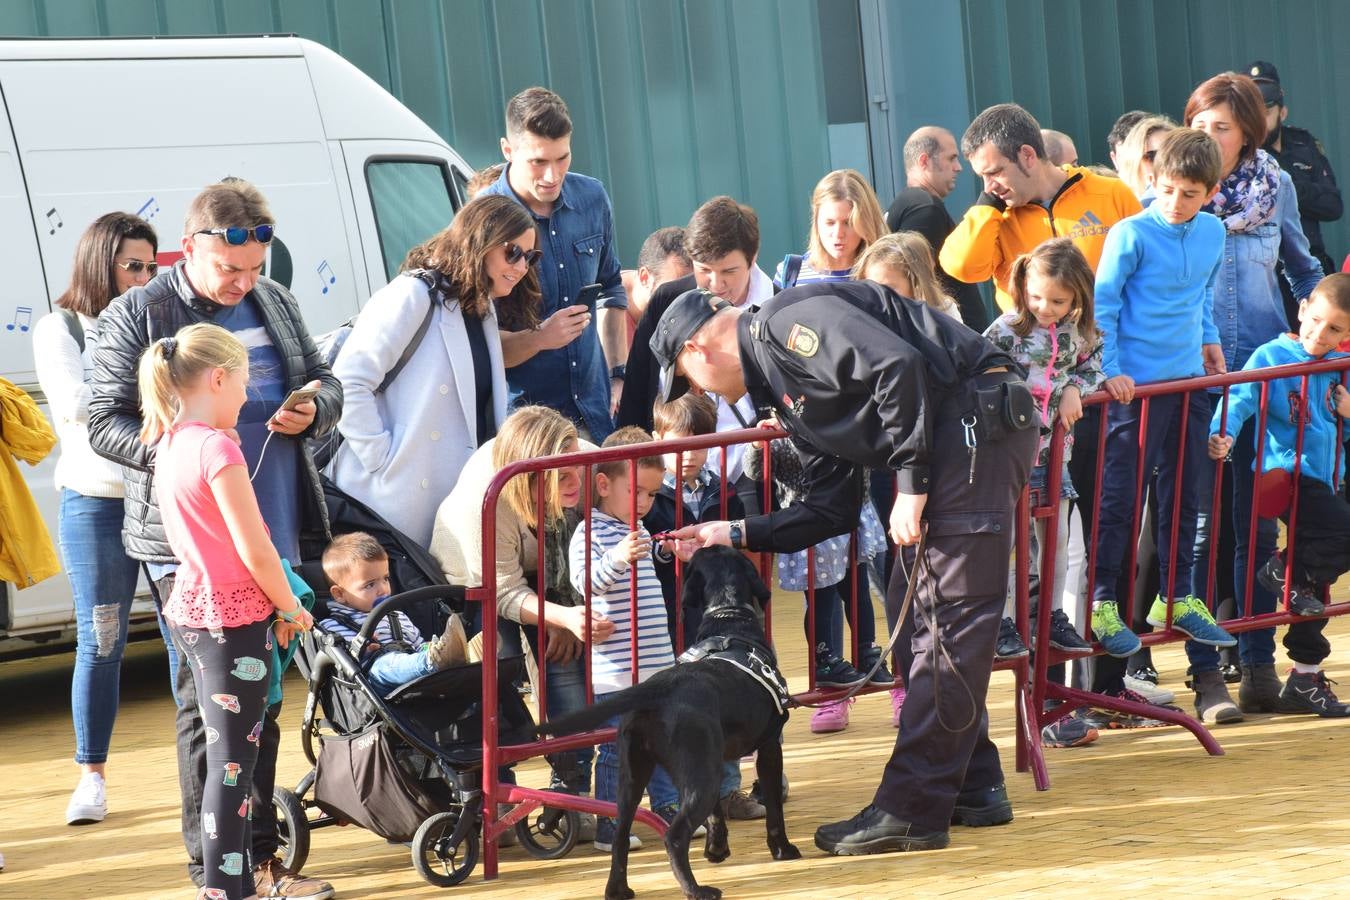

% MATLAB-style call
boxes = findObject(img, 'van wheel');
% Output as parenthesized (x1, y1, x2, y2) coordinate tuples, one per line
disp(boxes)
(412, 811, 478, 887)
(273, 787, 310, 873)
(515, 805, 580, 859)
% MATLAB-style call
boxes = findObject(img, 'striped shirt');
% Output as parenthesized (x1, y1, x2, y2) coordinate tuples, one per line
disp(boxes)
(319, 604, 425, 652)
(568, 511, 676, 693)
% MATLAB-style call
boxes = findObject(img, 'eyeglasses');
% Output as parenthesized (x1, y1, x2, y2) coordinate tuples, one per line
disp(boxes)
(115, 259, 159, 276)
(195, 224, 275, 245)
(503, 241, 543, 266)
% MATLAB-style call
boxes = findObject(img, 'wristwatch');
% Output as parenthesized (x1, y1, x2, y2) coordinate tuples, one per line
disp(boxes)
(728, 519, 746, 550)
(609, 364, 626, 380)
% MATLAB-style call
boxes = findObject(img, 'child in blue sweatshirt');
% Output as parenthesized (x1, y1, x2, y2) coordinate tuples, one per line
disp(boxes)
(1208, 274, 1350, 717)
(1090, 128, 1237, 674)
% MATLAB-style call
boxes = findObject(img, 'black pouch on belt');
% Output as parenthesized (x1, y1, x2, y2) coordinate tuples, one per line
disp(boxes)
(973, 380, 1036, 442)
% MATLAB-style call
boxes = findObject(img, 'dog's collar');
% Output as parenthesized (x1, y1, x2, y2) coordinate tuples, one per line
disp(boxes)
(678, 636, 789, 716)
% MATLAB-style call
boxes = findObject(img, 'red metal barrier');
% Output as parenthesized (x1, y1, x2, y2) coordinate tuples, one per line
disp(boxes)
(1023, 355, 1350, 789)
(467, 425, 1037, 879)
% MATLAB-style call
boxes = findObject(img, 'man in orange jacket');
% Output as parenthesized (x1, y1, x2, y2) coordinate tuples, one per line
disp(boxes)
(940, 103, 1141, 311)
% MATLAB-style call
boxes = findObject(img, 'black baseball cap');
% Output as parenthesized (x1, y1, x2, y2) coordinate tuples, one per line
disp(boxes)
(650, 288, 732, 402)
(1247, 60, 1284, 106)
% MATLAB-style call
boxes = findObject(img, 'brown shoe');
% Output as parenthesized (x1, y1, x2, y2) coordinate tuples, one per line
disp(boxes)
(253, 857, 335, 899)
(427, 613, 468, 670)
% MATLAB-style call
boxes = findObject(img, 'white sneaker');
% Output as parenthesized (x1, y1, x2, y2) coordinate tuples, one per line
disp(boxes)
(1123, 674, 1175, 705)
(66, 772, 107, 825)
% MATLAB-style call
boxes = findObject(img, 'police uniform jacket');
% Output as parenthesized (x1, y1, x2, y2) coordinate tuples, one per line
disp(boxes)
(1267, 124, 1342, 263)
(737, 280, 1014, 553)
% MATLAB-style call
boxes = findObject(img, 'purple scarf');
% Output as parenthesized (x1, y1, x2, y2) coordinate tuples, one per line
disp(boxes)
(1205, 148, 1280, 234)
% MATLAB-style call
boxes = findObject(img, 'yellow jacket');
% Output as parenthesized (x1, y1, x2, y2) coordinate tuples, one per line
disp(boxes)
(940, 166, 1142, 311)
(0, 377, 60, 589)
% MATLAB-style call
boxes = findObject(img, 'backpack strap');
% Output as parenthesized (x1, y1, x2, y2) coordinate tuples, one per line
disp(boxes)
(376, 270, 441, 394)
(59, 308, 85, 355)
(779, 253, 804, 290)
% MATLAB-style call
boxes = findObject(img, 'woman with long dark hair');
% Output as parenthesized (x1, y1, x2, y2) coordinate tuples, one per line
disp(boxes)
(328, 194, 540, 545)
(34, 211, 157, 825)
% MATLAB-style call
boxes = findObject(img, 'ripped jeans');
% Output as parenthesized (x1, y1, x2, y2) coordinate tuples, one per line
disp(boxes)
(60, 490, 141, 765)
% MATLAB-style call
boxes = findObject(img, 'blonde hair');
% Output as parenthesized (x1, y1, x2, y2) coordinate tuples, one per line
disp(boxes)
(853, 231, 955, 315)
(805, 169, 887, 272)
(136, 323, 248, 444)
(1115, 115, 1176, 198)
(493, 406, 578, 531)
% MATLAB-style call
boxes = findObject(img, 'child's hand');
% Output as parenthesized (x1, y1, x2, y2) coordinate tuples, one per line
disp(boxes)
(613, 530, 650, 564)
(748, 416, 780, 452)
(1335, 384, 1350, 419)
(1057, 386, 1083, 429)
(1208, 433, 1234, 460)
(274, 620, 302, 649)
(1104, 374, 1136, 404)
(1202, 343, 1226, 376)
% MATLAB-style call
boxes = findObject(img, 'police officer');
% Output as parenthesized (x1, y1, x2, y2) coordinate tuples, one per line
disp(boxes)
(1249, 60, 1342, 299)
(654, 283, 1038, 854)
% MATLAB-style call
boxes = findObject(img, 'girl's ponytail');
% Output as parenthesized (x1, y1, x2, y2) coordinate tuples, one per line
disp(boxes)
(136, 323, 249, 444)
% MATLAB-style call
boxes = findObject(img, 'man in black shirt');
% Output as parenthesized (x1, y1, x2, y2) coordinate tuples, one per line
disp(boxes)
(885, 126, 990, 331)
(654, 283, 1037, 854)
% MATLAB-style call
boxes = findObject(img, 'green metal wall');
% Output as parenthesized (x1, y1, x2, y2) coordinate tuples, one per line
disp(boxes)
(0, 0, 829, 268)
(5, 1, 1348, 268)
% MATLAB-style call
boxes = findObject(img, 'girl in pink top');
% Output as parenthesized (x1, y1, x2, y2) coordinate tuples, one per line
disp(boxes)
(139, 323, 313, 900)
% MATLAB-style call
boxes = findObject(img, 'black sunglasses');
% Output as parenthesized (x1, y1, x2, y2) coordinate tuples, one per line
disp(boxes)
(195, 224, 275, 245)
(503, 241, 543, 266)
(115, 259, 159, 276)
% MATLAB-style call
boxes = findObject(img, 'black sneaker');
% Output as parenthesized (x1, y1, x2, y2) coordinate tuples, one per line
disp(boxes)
(814, 804, 949, 855)
(1220, 663, 1242, 684)
(950, 783, 1013, 827)
(1285, 585, 1326, 617)
(860, 644, 895, 686)
(1126, 664, 1160, 686)
(1255, 552, 1286, 596)
(815, 644, 867, 688)
(1278, 670, 1350, 717)
(995, 617, 1030, 660)
(1047, 609, 1093, 654)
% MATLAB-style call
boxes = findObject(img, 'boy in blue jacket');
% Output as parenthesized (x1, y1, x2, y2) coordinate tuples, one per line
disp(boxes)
(1090, 128, 1238, 693)
(1209, 273, 1350, 717)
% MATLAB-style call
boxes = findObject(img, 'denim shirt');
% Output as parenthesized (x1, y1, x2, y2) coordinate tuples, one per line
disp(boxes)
(483, 167, 627, 441)
(1209, 170, 1324, 372)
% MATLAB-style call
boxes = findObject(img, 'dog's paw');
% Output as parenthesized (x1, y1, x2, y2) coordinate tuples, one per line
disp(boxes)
(703, 844, 730, 864)
(604, 885, 635, 900)
(689, 887, 722, 900)
(772, 842, 802, 861)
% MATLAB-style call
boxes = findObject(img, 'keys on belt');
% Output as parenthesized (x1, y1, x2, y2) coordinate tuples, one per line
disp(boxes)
(962, 414, 978, 485)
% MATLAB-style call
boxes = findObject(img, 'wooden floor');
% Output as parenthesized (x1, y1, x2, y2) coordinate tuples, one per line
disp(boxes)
(5, 595, 1350, 899)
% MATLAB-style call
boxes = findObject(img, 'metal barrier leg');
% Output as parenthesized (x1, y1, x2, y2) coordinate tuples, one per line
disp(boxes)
(1044, 683, 1225, 756)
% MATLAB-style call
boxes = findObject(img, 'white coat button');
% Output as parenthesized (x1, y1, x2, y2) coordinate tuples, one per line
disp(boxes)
(588, 248, 594, 255)
(439, 385, 449, 395)
(420, 479, 429, 489)
(559, 263, 564, 269)
(430, 431, 440, 441)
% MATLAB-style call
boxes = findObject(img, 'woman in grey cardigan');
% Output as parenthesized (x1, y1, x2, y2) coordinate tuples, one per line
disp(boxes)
(328, 195, 538, 545)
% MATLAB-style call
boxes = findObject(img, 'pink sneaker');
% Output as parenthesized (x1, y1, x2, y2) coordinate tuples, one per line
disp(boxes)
(810, 698, 852, 734)
(890, 684, 907, 728)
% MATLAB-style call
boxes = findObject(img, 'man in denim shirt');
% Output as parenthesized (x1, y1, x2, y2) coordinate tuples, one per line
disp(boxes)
(485, 87, 627, 442)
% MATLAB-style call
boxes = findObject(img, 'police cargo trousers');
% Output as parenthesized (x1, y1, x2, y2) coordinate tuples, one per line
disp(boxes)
(876, 370, 1037, 831)
(168, 617, 271, 900)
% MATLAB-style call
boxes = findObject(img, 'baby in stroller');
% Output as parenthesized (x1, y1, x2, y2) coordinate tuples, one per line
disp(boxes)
(319, 532, 469, 695)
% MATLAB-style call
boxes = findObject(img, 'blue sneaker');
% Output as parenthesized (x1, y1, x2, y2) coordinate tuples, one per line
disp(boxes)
(1150, 595, 1236, 647)
(593, 817, 642, 853)
(1090, 601, 1141, 658)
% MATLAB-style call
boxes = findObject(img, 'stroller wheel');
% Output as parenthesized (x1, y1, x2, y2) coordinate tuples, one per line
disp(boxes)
(514, 805, 580, 860)
(272, 787, 311, 873)
(413, 811, 479, 887)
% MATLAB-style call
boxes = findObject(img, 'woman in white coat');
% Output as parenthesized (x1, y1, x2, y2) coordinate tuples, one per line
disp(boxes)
(328, 194, 541, 545)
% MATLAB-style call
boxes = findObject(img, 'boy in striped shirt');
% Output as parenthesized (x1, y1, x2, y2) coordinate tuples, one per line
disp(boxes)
(569, 426, 681, 851)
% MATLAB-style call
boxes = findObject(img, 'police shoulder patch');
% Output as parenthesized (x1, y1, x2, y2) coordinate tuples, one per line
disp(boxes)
(786, 322, 819, 357)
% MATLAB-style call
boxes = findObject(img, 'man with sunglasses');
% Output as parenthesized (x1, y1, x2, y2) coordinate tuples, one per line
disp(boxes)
(89, 180, 341, 900)
(482, 86, 628, 442)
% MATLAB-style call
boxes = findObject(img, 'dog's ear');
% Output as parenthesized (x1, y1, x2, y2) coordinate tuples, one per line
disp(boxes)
(736, 551, 772, 609)
(680, 554, 708, 610)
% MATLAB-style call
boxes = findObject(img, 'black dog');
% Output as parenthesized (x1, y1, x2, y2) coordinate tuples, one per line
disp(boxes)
(538, 546, 800, 899)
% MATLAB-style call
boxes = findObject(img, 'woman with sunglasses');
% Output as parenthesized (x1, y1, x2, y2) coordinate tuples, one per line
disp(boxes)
(1114, 114, 1178, 199)
(328, 193, 539, 545)
(33, 211, 157, 826)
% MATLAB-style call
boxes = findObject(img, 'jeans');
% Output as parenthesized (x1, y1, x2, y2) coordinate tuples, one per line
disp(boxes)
(1188, 414, 1280, 672)
(367, 648, 434, 696)
(593, 690, 678, 817)
(60, 491, 140, 765)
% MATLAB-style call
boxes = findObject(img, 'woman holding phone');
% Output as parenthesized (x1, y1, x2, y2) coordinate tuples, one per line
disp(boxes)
(328, 194, 539, 545)
(34, 211, 157, 825)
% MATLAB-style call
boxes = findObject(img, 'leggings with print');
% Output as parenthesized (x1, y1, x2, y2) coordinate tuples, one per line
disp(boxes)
(169, 616, 271, 900)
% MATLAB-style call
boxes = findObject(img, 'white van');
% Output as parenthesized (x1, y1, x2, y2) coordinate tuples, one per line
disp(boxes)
(0, 35, 476, 658)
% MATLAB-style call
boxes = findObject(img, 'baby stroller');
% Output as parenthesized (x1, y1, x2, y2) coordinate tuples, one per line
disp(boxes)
(276, 584, 585, 886)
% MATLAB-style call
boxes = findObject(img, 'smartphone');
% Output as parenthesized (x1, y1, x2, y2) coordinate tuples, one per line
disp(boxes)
(572, 282, 603, 313)
(277, 385, 320, 415)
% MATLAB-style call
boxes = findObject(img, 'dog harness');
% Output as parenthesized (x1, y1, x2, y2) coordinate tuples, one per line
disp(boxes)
(678, 635, 791, 718)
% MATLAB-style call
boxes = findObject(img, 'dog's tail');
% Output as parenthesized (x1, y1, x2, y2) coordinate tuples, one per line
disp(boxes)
(535, 680, 667, 738)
